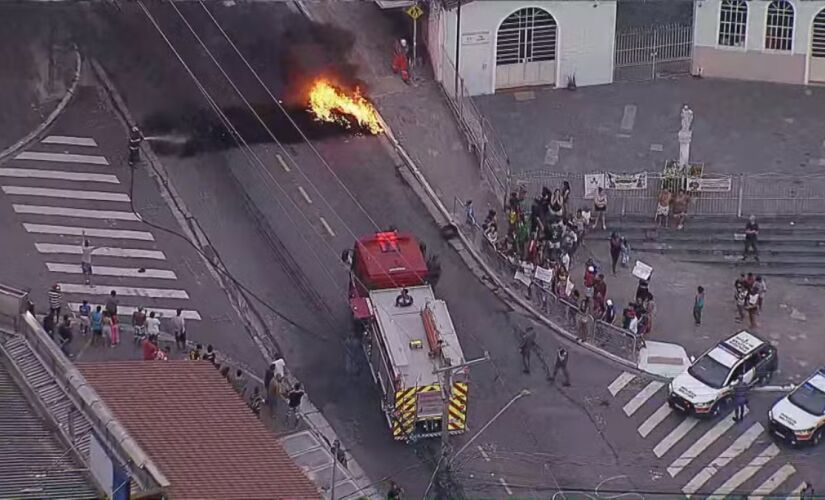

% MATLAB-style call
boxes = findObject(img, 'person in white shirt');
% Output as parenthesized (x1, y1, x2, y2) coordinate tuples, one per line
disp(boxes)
(171, 308, 186, 350)
(146, 311, 161, 337)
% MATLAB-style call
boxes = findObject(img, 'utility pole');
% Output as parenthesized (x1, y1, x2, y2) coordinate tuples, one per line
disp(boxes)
(426, 352, 490, 497)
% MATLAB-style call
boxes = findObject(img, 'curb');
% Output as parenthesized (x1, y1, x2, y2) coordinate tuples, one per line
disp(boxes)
(0, 47, 83, 163)
(89, 57, 380, 500)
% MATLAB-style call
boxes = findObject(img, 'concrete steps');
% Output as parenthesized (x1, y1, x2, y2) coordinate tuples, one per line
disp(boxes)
(587, 216, 825, 285)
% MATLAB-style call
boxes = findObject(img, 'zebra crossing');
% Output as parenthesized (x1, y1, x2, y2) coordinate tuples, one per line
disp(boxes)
(1, 135, 201, 321)
(608, 371, 807, 498)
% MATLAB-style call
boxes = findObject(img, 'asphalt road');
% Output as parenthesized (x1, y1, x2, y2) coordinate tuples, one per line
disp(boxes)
(28, 1, 822, 497)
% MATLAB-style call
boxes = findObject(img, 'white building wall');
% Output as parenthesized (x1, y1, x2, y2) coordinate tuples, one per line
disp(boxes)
(440, 0, 616, 95)
(693, 0, 825, 84)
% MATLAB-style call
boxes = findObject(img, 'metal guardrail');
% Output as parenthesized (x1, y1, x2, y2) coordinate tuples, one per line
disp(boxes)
(451, 200, 641, 364)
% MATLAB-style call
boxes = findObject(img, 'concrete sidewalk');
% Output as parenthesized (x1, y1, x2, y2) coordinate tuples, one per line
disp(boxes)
(307, 1, 823, 384)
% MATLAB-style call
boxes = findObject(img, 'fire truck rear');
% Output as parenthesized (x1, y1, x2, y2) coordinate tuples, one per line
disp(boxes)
(342, 230, 468, 441)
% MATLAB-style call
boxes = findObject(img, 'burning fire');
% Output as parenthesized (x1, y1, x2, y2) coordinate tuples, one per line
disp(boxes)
(307, 80, 383, 135)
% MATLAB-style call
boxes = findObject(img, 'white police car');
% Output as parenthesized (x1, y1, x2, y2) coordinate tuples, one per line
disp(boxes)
(668, 331, 778, 418)
(768, 367, 825, 446)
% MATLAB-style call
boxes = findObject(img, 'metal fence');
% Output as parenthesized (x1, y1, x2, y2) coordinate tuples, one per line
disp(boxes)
(439, 52, 511, 204)
(510, 170, 825, 217)
(614, 23, 693, 81)
(452, 199, 641, 365)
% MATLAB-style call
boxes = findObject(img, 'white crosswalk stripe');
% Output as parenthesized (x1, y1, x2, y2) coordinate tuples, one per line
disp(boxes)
(0, 167, 119, 184)
(41, 135, 98, 147)
(709, 444, 780, 498)
(68, 302, 201, 321)
(58, 283, 190, 300)
(15, 150, 109, 165)
(749, 463, 796, 499)
(2, 185, 130, 202)
(608, 372, 636, 396)
(25, 223, 154, 241)
(786, 482, 809, 499)
(638, 403, 671, 438)
(653, 416, 699, 458)
(667, 411, 744, 476)
(14, 204, 140, 221)
(35, 243, 165, 260)
(623, 380, 664, 416)
(46, 263, 176, 280)
(681, 422, 764, 496)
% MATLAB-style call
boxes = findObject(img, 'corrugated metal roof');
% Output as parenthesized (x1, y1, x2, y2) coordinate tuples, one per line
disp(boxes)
(0, 360, 98, 500)
(78, 361, 321, 500)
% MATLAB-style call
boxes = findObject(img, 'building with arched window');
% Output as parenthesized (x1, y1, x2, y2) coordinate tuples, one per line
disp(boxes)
(693, 0, 825, 85)
(426, 0, 617, 96)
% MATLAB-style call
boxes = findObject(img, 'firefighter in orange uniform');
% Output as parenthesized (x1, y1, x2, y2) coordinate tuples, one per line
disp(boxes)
(392, 38, 410, 83)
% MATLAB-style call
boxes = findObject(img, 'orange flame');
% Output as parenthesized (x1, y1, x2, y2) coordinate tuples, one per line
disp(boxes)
(307, 80, 383, 135)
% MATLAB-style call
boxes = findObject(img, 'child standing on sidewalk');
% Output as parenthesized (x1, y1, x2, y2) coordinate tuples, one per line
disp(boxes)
(693, 286, 705, 326)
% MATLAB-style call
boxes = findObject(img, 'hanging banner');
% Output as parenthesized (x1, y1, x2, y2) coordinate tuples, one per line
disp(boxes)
(606, 172, 648, 190)
(687, 176, 732, 192)
(584, 173, 605, 199)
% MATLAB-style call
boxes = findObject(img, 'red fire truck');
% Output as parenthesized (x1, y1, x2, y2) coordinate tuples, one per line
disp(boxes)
(342, 230, 468, 441)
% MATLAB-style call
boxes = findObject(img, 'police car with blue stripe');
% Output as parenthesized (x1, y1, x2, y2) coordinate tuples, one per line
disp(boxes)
(668, 331, 778, 418)
(768, 367, 825, 446)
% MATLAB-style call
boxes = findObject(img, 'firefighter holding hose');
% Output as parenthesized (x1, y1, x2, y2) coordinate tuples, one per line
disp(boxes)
(391, 38, 410, 84)
(128, 126, 144, 166)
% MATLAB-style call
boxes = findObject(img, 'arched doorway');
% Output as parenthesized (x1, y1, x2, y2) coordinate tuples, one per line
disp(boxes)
(495, 7, 557, 90)
(810, 8, 825, 83)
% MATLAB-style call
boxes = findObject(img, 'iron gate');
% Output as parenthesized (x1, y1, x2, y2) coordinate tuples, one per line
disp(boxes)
(614, 24, 693, 82)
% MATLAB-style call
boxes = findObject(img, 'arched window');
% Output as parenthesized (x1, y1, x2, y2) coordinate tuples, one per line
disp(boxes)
(765, 0, 794, 51)
(718, 0, 747, 47)
(813, 8, 825, 58)
(496, 7, 557, 66)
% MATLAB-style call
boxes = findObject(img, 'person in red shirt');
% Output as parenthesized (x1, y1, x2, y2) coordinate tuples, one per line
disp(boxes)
(142, 336, 158, 361)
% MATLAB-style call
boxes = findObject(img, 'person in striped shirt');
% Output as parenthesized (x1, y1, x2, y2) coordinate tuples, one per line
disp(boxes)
(47, 284, 62, 318)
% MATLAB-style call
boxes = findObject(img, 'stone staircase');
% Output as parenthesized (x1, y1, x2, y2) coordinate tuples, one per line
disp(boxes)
(588, 216, 825, 286)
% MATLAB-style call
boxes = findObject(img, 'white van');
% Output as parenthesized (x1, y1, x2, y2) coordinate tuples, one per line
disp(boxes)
(768, 367, 825, 446)
(668, 331, 778, 418)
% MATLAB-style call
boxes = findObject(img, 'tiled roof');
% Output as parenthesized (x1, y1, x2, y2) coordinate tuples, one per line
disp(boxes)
(0, 359, 98, 499)
(77, 361, 320, 500)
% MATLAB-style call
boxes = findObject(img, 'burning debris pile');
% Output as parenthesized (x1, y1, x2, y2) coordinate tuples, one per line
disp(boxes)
(307, 80, 382, 135)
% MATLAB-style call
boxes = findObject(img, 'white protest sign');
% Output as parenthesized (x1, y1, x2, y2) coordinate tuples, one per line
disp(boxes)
(632, 260, 653, 281)
(534, 266, 553, 283)
(584, 174, 605, 200)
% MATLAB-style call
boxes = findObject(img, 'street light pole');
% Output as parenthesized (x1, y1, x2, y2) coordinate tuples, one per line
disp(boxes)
(424, 352, 490, 497)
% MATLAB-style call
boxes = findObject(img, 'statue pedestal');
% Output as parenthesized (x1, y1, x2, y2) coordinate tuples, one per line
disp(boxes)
(678, 130, 692, 167)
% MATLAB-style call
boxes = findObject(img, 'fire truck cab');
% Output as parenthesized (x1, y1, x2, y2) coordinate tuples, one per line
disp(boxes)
(343, 230, 468, 441)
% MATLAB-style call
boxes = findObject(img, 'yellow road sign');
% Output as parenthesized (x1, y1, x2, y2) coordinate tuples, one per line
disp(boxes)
(406, 4, 423, 20)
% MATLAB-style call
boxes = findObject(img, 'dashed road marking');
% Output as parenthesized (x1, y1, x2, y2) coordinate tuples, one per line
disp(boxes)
(59, 283, 190, 300)
(15, 151, 109, 165)
(681, 422, 763, 496)
(276, 153, 290, 172)
(498, 477, 513, 495)
(68, 302, 201, 321)
(13, 204, 140, 221)
(42, 135, 98, 147)
(0, 167, 119, 184)
(623, 380, 663, 416)
(25, 223, 154, 241)
(748, 463, 796, 499)
(650, 144, 664, 152)
(2, 185, 130, 202)
(638, 403, 671, 438)
(297, 186, 313, 204)
(477, 445, 491, 462)
(710, 443, 780, 498)
(620, 104, 637, 132)
(319, 216, 335, 237)
(35, 243, 166, 260)
(653, 416, 699, 458)
(608, 372, 636, 396)
(46, 263, 177, 280)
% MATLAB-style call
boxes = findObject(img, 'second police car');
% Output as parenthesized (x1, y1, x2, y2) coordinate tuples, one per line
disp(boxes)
(668, 331, 778, 418)
(768, 367, 825, 446)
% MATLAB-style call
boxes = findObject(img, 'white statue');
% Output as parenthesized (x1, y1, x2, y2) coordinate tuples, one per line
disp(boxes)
(680, 105, 694, 133)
